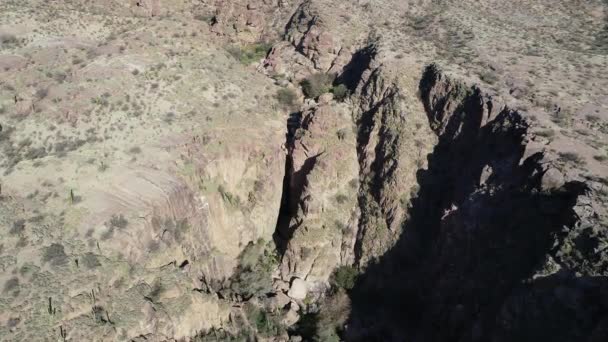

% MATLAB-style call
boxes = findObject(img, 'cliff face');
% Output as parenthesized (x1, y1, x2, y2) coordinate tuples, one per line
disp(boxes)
(277, 97, 359, 287)
(345, 64, 608, 341)
(1, 1, 607, 341)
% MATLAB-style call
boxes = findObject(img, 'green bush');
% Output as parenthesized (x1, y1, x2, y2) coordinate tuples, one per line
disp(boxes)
(230, 240, 278, 299)
(108, 214, 128, 229)
(331, 265, 358, 290)
(277, 88, 298, 109)
(331, 84, 349, 101)
(42, 243, 68, 266)
(244, 303, 284, 337)
(82, 253, 101, 269)
(478, 70, 499, 85)
(0, 34, 19, 48)
(293, 289, 351, 342)
(558, 152, 585, 165)
(301, 73, 334, 99)
(227, 42, 273, 65)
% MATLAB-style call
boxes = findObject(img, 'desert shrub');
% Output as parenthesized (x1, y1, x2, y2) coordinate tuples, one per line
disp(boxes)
(0, 34, 19, 48)
(25, 146, 48, 160)
(194, 328, 249, 341)
(558, 152, 586, 165)
(92, 305, 111, 324)
(535, 129, 555, 138)
(193, 14, 216, 24)
(108, 214, 128, 229)
(409, 15, 432, 31)
(3, 277, 19, 294)
(277, 88, 298, 109)
(293, 289, 351, 342)
(218, 184, 241, 206)
(301, 73, 334, 99)
(331, 265, 358, 290)
(147, 280, 164, 303)
(35, 88, 49, 100)
(586, 114, 601, 123)
(10, 220, 25, 235)
(334, 193, 349, 204)
(227, 42, 273, 65)
(6, 317, 20, 328)
(82, 253, 101, 269)
(593, 155, 607, 162)
(244, 303, 284, 337)
(550, 109, 572, 127)
(479, 70, 499, 85)
(42, 243, 68, 266)
(230, 239, 278, 299)
(331, 84, 349, 101)
(128, 146, 142, 154)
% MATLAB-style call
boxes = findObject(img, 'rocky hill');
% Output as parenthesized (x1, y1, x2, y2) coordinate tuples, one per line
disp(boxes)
(0, 0, 607, 341)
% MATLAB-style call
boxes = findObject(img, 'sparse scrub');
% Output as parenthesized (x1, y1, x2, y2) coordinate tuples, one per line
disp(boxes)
(301, 73, 334, 99)
(194, 329, 249, 341)
(82, 253, 101, 269)
(194, 14, 216, 24)
(535, 129, 555, 138)
(42, 243, 68, 266)
(218, 184, 241, 207)
(558, 152, 586, 165)
(293, 289, 351, 342)
(331, 83, 349, 101)
(35, 88, 49, 100)
(409, 15, 432, 31)
(276, 88, 298, 109)
(0, 34, 20, 49)
(478, 70, 499, 85)
(230, 239, 278, 299)
(3, 277, 19, 296)
(243, 302, 284, 337)
(108, 214, 128, 229)
(227, 42, 273, 65)
(330, 265, 358, 290)
(551, 110, 572, 127)
(9, 220, 25, 235)
(594, 155, 607, 162)
(335, 193, 349, 204)
(128, 146, 142, 154)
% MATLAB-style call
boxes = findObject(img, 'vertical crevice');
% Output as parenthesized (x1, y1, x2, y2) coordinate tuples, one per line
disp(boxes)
(273, 111, 302, 255)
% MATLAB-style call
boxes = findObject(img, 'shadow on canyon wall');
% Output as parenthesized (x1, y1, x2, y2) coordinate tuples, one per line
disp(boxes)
(343, 65, 607, 342)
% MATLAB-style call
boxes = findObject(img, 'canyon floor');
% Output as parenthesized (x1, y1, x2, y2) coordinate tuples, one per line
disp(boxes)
(0, 0, 607, 341)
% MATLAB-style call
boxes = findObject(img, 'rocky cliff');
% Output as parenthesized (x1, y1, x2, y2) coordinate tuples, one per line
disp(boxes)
(1, 0, 607, 341)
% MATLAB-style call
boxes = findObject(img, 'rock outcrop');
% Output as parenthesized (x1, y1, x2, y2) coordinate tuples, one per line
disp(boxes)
(2, 1, 607, 341)
(277, 96, 359, 289)
(345, 64, 608, 342)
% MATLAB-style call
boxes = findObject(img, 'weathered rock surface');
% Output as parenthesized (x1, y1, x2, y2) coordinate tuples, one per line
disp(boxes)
(346, 64, 608, 342)
(0, 4, 286, 340)
(1, 0, 607, 341)
(278, 100, 359, 287)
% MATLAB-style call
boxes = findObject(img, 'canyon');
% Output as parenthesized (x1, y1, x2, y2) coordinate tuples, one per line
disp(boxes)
(0, 0, 607, 341)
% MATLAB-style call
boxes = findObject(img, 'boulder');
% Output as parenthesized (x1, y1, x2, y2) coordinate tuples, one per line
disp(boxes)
(287, 278, 308, 300)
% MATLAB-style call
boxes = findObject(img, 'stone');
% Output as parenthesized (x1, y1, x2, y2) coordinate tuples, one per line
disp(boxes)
(287, 278, 308, 300)
(282, 307, 301, 326)
(541, 167, 565, 191)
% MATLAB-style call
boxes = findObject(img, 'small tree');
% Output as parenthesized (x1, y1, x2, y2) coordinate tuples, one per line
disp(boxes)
(301, 73, 334, 99)
(331, 84, 349, 101)
(330, 265, 358, 290)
